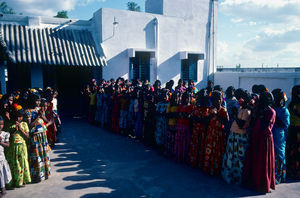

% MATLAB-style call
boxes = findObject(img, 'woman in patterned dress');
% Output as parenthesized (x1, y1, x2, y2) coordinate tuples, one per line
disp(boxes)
(203, 91, 229, 176)
(26, 93, 51, 183)
(271, 89, 290, 184)
(7, 109, 31, 187)
(189, 90, 210, 168)
(221, 91, 251, 184)
(286, 85, 300, 179)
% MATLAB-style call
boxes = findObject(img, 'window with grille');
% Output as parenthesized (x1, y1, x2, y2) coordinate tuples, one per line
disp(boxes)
(129, 52, 150, 81)
(181, 54, 198, 81)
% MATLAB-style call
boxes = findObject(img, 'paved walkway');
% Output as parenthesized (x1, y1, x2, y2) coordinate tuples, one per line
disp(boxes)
(6, 119, 300, 198)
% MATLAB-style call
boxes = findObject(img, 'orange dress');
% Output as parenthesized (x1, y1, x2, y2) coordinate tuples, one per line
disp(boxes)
(203, 107, 229, 176)
(189, 106, 209, 168)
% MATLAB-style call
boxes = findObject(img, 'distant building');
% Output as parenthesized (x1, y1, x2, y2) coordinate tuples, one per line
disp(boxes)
(215, 67, 300, 99)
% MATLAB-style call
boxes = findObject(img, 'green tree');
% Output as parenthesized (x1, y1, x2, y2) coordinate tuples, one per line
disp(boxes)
(127, 1, 141, 12)
(54, 10, 68, 19)
(0, 1, 16, 14)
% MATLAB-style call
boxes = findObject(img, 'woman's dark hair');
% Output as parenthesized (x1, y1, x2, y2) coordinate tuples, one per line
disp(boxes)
(181, 92, 191, 105)
(272, 88, 286, 107)
(259, 91, 274, 107)
(211, 91, 223, 101)
(170, 91, 180, 105)
(197, 89, 209, 107)
(213, 85, 222, 91)
(28, 92, 41, 109)
(252, 84, 259, 94)
(288, 85, 300, 111)
(235, 88, 245, 100)
(258, 84, 267, 94)
(225, 86, 235, 99)
(291, 85, 300, 103)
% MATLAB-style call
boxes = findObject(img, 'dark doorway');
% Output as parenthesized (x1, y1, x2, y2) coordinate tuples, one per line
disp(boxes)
(129, 52, 150, 81)
(7, 62, 31, 92)
(43, 65, 94, 117)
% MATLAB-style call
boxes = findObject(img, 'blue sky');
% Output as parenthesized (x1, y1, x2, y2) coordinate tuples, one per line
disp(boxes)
(5, 0, 300, 68)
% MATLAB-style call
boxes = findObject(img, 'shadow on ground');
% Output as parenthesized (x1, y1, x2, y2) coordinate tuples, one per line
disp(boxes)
(53, 118, 274, 198)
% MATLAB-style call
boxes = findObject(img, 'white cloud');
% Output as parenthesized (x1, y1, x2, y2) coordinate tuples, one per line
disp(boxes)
(230, 18, 243, 23)
(249, 21, 256, 26)
(218, 0, 300, 67)
(245, 27, 300, 52)
(6, 0, 106, 16)
(220, 0, 300, 25)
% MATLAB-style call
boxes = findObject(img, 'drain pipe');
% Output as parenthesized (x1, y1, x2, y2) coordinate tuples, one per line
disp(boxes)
(154, 17, 159, 81)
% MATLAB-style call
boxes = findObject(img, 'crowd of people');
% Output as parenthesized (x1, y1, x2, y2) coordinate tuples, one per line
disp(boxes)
(0, 88, 60, 196)
(82, 78, 300, 194)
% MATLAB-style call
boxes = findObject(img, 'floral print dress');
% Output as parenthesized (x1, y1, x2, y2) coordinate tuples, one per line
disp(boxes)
(7, 122, 31, 187)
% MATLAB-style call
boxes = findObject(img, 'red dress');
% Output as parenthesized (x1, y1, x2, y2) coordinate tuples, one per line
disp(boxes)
(189, 106, 209, 168)
(46, 102, 57, 145)
(174, 104, 193, 163)
(203, 107, 228, 176)
(243, 107, 276, 193)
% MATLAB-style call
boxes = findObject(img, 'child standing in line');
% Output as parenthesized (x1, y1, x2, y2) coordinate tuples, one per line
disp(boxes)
(7, 110, 31, 187)
(0, 116, 12, 196)
(164, 92, 180, 158)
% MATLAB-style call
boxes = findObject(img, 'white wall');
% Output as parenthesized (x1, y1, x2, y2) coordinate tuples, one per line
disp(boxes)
(95, 0, 215, 88)
(214, 71, 300, 100)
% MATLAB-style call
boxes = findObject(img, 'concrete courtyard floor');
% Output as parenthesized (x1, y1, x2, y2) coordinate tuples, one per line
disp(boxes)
(6, 118, 300, 198)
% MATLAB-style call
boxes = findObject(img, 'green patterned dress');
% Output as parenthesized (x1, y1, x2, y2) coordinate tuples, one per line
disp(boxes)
(7, 122, 31, 187)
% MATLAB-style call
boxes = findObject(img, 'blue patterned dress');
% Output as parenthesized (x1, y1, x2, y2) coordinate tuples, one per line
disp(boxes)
(272, 107, 290, 184)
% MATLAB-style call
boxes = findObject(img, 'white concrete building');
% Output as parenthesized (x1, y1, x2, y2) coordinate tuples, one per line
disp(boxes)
(96, 0, 218, 87)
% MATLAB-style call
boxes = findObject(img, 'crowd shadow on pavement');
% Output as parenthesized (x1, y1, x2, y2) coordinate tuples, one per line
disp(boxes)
(53, 118, 268, 198)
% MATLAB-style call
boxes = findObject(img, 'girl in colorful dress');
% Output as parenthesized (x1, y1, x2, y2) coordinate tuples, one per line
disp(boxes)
(222, 91, 251, 184)
(0, 116, 12, 196)
(271, 89, 290, 184)
(7, 109, 31, 187)
(189, 89, 210, 168)
(203, 91, 229, 176)
(155, 90, 169, 151)
(27, 94, 51, 183)
(174, 92, 193, 163)
(243, 91, 276, 193)
(286, 85, 300, 179)
(164, 92, 180, 158)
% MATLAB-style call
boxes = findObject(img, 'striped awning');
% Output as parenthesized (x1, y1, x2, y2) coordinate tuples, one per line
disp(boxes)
(0, 24, 106, 67)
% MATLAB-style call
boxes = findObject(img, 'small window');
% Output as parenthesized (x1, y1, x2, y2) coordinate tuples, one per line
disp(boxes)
(181, 54, 198, 81)
(129, 52, 150, 81)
